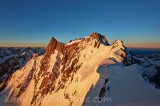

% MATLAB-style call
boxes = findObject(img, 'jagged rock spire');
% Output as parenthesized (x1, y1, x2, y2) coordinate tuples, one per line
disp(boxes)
(45, 37, 64, 57)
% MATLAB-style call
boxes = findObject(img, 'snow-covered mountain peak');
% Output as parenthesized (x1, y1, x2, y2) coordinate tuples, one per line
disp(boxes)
(67, 32, 109, 46)
(1, 33, 159, 106)
(89, 32, 103, 39)
(87, 32, 110, 46)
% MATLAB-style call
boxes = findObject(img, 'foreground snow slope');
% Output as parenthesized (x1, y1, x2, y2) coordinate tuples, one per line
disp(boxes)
(0, 32, 160, 106)
(84, 63, 160, 106)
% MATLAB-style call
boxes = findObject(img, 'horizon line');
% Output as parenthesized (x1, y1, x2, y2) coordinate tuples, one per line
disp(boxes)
(0, 46, 160, 49)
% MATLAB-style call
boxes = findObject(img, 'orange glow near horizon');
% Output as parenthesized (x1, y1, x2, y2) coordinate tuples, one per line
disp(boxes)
(125, 42, 160, 48)
(0, 41, 160, 49)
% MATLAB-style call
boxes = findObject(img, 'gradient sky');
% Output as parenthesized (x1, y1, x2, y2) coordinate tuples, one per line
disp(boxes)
(0, 0, 160, 48)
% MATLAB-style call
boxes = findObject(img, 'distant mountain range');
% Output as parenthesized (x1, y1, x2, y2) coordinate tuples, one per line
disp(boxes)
(0, 47, 45, 92)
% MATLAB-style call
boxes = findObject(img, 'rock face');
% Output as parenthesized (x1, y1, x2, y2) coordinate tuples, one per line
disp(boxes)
(0, 32, 130, 106)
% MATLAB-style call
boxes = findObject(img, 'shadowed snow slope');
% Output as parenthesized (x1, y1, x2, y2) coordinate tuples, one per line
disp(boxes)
(0, 32, 160, 106)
